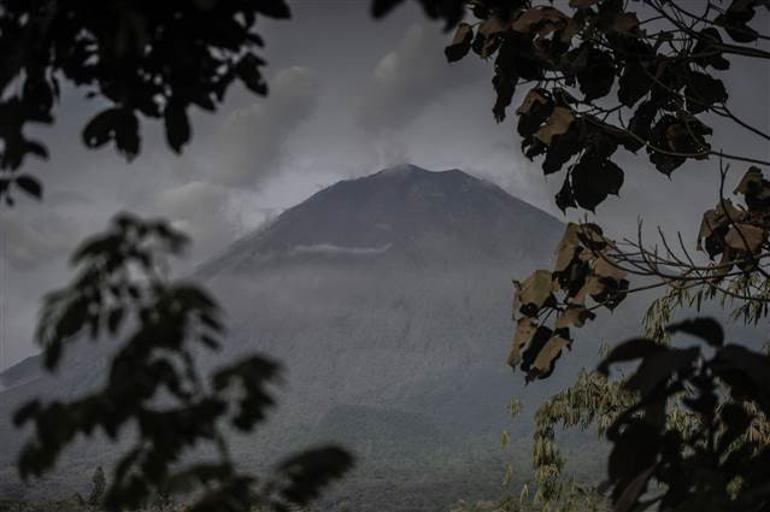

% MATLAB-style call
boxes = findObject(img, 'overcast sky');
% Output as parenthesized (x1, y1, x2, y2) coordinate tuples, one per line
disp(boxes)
(1, 2, 768, 369)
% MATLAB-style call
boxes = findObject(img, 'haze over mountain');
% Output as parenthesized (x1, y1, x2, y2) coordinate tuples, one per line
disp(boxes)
(0, 165, 628, 510)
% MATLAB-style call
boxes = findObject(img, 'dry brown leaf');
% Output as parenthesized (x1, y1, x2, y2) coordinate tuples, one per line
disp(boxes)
(594, 257, 627, 281)
(507, 317, 538, 367)
(573, 275, 605, 305)
(534, 106, 573, 145)
(697, 207, 721, 248)
(555, 305, 593, 329)
(718, 199, 745, 221)
(518, 269, 554, 309)
(725, 223, 764, 253)
(516, 88, 549, 116)
(450, 23, 472, 46)
(578, 223, 611, 248)
(532, 335, 570, 375)
(696, 200, 745, 249)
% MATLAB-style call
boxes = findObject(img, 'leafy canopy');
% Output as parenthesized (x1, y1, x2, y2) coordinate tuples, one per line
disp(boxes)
(445, 0, 768, 212)
(599, 318, 770, 512)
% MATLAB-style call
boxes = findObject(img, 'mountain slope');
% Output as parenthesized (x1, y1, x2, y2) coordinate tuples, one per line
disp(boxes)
(1, 165, 618, 510)
(196, 165, 566, 421)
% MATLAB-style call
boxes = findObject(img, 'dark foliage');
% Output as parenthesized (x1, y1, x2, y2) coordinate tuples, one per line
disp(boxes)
(599, 317, 770, 512)
(371, 0, 466, 29)
(444, 0, 769, 212)
(14, 214, 353, 512)
(0, 1, 295, 203)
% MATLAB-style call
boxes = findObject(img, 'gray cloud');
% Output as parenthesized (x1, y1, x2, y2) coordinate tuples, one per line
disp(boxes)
(205, 66, 319, 188)
(356, 23, 479, 134)
(0, 208, 82, 272)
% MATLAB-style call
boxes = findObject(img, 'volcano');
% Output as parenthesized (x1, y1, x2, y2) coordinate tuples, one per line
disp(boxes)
(2, 165, 613, 510)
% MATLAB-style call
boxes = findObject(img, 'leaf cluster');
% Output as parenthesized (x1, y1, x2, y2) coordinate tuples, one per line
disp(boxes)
(599, 317, 770, 512)
(698, 166, 770, 273)
(446, 0, 768, 211)
(13, 214, 353, 512)
(508, 223, 628, 382)
(0, 0, 291, 202)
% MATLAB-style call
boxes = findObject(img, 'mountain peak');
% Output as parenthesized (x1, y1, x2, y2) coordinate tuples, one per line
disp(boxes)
(197, 165, 563, 275)
(375, 163, 430, 176)
(373, 163, 464, 178)
(371, 164, 475, 184)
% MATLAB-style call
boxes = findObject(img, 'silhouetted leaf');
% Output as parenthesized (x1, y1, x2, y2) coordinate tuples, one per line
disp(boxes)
(164, 101, 191, 153)
(13, 400, 41, 427)
(607, 421, 660, 505)
(613, 463, 657, 512)
(445, 23, 473, 62)
(371, 0, 465, 28)
(685, 72, 727, 114)
(618, 61, 652, 107)
(236, 54, 268, 96)
(714, 0, 760, 43)
(692, 28, 730, 70)
(255, 0, 291, 19)
(571, 155, 624, 211)
(666, 317, 724, 347)
(598, 338, 665, 376)
(15, 175, 43, 200)
(576, 47, 615, 101)
(624, 347, 699, 397)
(713, 344, 770, 413)
(82, 108, 140, 159)
(555, 175, 577, 212)
(273, 447, 354, 509)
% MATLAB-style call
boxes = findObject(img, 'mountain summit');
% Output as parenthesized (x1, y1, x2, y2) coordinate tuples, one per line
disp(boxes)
(198, 164, 562, 275)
